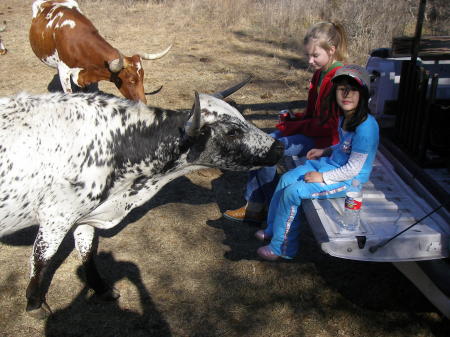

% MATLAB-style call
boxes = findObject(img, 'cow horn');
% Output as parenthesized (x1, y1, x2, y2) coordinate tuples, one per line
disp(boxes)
(139, 44, 172, 60)
(108, 52, 124, 73)
(145, 85, 163, 95)
(185, 91, 201, 137)
(212, 75, 253, 99)
(0, 39, 6, 55)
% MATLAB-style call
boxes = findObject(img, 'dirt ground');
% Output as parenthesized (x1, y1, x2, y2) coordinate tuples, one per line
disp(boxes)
(0, 1, 448, 337)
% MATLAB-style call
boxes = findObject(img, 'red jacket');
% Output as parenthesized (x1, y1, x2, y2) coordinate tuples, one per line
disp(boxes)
(276, 66, 342, 148)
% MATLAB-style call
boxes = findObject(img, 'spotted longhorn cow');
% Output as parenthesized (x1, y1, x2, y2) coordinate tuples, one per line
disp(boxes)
(29, 0, 172, 103)
(0, 80, 284, 319)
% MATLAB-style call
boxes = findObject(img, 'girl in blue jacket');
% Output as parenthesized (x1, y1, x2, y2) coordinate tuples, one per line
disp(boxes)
(256, 64, 379, 261)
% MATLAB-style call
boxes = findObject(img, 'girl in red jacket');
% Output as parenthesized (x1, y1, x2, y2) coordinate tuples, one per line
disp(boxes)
(224, 22, 349, 224)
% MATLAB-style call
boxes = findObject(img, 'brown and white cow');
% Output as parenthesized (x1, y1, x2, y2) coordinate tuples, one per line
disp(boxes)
(29, 0, 172, 103)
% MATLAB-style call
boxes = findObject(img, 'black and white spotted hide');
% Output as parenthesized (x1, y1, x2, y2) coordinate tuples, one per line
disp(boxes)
(0, 91, 284, 318)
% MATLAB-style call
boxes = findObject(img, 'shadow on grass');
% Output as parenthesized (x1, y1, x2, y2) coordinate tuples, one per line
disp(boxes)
(99, 175, 218, 238)
(235, 99, 306, 118)
(45, 252, 172, 337)
(231, 30, 309, 71)
(47, 74, 100, 94)
(1, 235, 173, 336)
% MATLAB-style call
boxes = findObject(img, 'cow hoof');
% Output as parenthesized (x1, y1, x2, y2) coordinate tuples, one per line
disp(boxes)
(26, 302, 52, 320)
(93, 287, 120, 302)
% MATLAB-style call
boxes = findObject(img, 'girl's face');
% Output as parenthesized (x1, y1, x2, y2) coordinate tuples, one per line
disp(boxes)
(336, 83, 360, 113)
(304, 41, 335, 70)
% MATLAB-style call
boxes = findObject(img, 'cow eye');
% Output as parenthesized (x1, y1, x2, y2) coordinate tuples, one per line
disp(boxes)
(226, 129, 239, 137)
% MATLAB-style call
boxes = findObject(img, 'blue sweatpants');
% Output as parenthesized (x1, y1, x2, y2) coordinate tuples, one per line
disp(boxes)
(245, 130, 315, 204)
(264, 158, 351, 258)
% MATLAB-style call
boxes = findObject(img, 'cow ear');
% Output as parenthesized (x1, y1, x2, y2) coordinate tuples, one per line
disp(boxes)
(185, 91, 201, 137)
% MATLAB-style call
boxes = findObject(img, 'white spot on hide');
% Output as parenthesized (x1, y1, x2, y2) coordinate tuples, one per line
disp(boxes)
(46, 12, 64, 28)
(58, 19, 76, 29)
(42, 50, 61, 68)
(199, 94, 246, 123)
(32, 0, 83, 19)
(135, 62, 142, 78)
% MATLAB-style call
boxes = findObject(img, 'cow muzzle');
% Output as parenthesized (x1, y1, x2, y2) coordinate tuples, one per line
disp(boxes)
(254, 139, 284, 167)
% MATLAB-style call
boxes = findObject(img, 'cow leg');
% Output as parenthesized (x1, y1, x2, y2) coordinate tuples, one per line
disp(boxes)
(73, 225, 120, 301)
(57, 62, 73, 93)
(26, 224, 68, 319)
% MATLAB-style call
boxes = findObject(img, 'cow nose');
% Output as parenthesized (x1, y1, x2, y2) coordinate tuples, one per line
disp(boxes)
(265, 139, 284, 165)
(273, 139, 285, 152)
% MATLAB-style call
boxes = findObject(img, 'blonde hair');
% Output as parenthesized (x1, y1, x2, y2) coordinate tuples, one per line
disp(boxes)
(304, 22, 349, 63)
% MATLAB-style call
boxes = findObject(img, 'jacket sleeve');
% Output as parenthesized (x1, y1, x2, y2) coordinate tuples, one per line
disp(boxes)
(276, 113, 338, 138)
(304, 71, 320, 116)
(322, 151, 368, 184)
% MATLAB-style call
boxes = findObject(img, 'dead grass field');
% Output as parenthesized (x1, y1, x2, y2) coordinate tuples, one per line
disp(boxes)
(0, 1, 449, 337)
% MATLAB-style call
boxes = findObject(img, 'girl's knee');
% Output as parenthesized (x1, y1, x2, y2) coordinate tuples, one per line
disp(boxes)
(279, 171, 297, 188)
(296, 181, 322, 199)
(281, 183, 303, 206)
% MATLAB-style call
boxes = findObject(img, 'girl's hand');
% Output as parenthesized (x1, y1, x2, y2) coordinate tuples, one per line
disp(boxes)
(304, 171, 324, 183)
(306, 148, 324, 160)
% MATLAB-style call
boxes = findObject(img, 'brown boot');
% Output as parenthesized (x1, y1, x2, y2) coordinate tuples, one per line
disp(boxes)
(223, 206, 265, 223)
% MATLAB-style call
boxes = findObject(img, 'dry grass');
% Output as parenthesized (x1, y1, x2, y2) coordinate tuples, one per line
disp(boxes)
(87, 0, 449, 64)
(0, 1, 449, 337)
